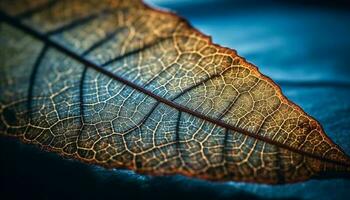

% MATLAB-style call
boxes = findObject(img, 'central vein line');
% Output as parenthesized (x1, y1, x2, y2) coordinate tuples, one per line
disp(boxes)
(1, 11, 348, 167)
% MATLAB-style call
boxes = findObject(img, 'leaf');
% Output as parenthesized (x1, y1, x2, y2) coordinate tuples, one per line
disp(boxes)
(0, 0, 349, 184)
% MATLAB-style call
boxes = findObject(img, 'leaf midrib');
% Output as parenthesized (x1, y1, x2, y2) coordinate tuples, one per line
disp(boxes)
(1, 11, 348, 168)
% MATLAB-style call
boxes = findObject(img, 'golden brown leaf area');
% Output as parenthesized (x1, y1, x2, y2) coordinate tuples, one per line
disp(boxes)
(0, 0, 349, 184)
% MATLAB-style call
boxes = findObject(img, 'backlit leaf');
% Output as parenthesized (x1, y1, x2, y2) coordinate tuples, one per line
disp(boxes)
(0, 0, 349, 184)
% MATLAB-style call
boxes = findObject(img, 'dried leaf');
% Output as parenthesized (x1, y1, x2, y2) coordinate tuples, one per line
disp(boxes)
(0, 0, 349, 184)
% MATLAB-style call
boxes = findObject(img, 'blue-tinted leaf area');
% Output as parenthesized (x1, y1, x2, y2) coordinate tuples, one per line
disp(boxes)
(1, 0, 349, 199)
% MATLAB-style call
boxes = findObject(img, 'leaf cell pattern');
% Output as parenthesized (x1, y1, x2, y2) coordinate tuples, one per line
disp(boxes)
(0, 0, 349, 184)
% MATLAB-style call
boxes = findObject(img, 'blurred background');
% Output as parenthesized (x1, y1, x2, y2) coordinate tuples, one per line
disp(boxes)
(1, 0, 350, 199)
(147, 0, 350, 83)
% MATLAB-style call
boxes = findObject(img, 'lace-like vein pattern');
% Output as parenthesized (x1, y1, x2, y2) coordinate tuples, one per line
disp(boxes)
(0, 0, 349, 184)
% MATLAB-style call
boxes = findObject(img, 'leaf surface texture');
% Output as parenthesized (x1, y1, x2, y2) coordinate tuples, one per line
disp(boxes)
(0, 0, 349, 184)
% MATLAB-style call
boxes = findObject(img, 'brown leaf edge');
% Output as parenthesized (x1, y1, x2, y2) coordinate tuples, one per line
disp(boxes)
(137, 2, 350, 181)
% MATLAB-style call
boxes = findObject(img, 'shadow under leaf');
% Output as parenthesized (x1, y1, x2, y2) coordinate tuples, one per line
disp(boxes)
(0, 137, 299, 200)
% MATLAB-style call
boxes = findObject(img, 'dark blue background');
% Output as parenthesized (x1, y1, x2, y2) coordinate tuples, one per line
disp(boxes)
(1, 0, 350, 199)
